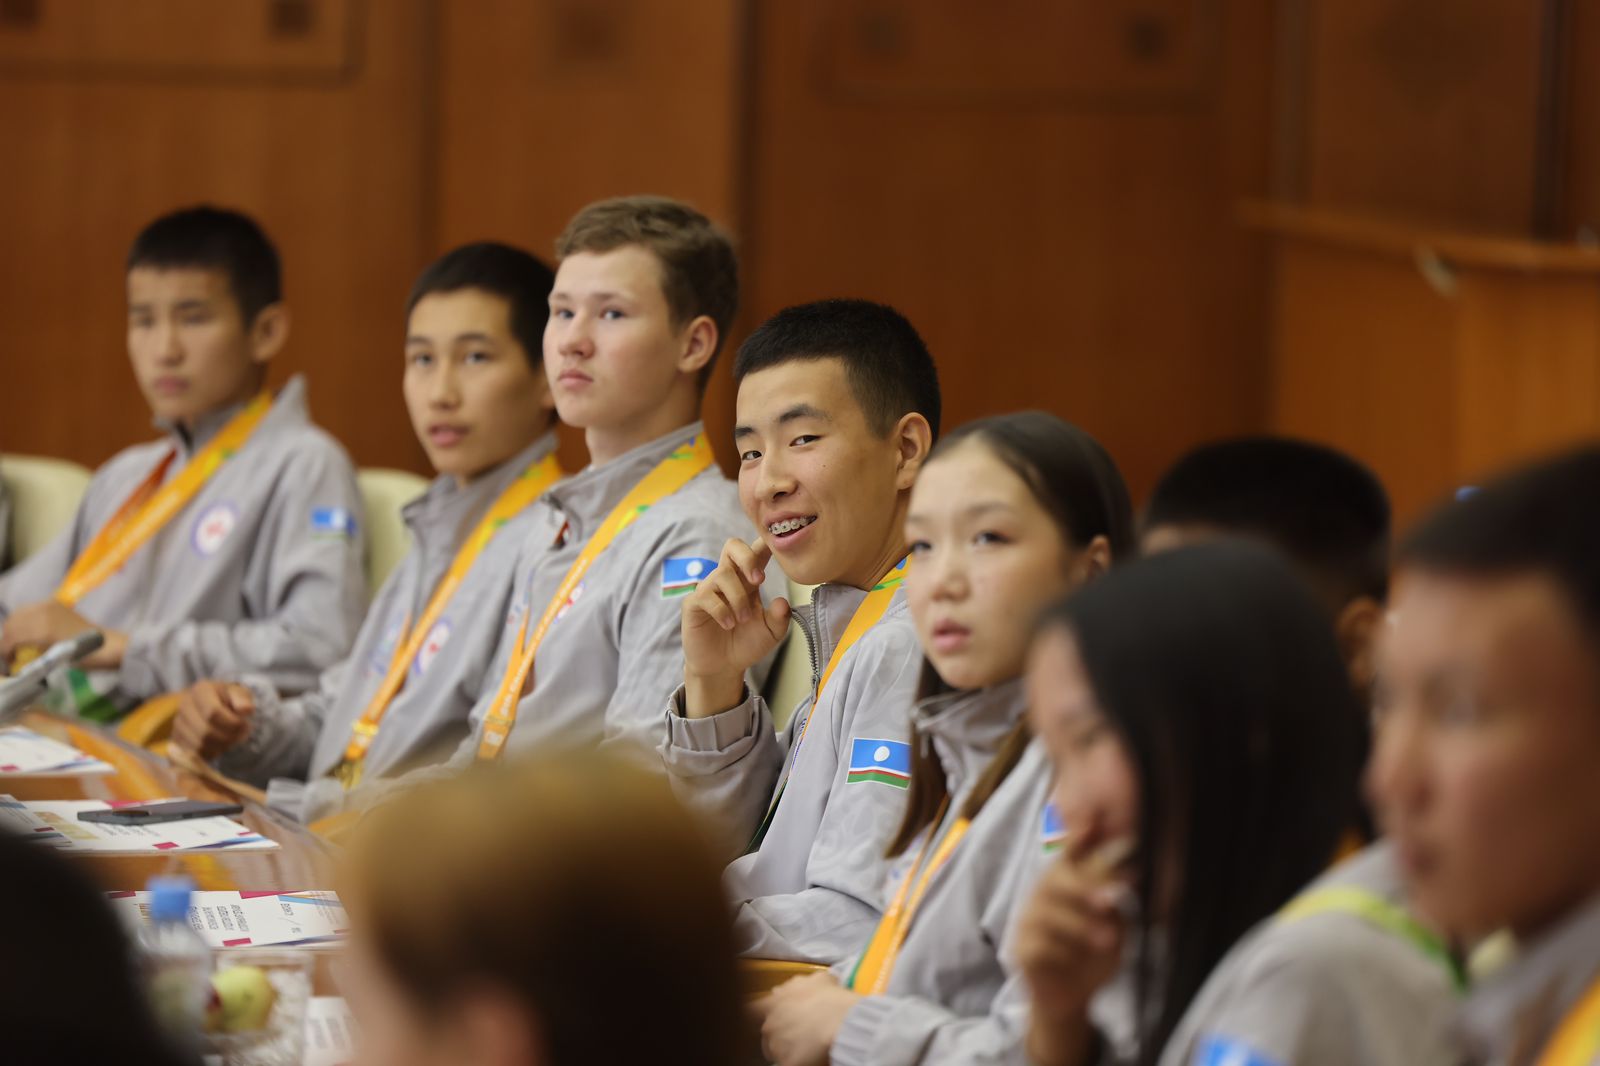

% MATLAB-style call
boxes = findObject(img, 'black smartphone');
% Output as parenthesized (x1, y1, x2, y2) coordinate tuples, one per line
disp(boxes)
(78, 800, 244, 825)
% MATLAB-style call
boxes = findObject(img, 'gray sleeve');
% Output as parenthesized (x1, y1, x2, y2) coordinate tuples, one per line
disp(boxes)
(116, 443, 368, 699)
(659, 684, 785, 860)
(598, 517, 763, 759)
(215, 662, 346, 788)
(729, 628, 924, 965)
(832, 974, 1032, 1066)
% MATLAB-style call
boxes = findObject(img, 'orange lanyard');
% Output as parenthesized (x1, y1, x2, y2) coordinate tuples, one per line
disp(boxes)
(56, 392, 273, 606)
(332, 452, 564, 788)
(846, 799, 971, 994)
(475, 435, 715, 760)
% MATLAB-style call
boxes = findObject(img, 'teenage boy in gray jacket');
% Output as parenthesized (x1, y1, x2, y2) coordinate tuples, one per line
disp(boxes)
(168, 243, 564, 824)
(662, 299, 940, 965)
(0, 206, 365, 719)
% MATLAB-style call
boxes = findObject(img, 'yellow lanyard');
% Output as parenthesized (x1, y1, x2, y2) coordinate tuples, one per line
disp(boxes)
(475, 434, 715, 760)
(744, 557, 909, 852)
(847, 799, 971, 994)
(1279, 886, 1468, 992)
(1537, 973, 1600, 1066)
(56, 392, 273, 606)
(332, 452, 564, 788)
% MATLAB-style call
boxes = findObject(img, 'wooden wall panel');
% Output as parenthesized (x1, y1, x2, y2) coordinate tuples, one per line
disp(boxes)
(1289, 0, 1546, 233)
(0, 0, 431, 472)
(1453, 273, 1600, 480)
(1257, 207, 1600, 526)
(433, 0, 744, 472)
(742, 0, 1277, 501)
(1265, 240, 1458, 526)
(1560, 2, 1600, 237)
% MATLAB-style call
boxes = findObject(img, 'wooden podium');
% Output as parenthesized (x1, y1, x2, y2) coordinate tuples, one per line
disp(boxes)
(1243, 202, 1600, 525)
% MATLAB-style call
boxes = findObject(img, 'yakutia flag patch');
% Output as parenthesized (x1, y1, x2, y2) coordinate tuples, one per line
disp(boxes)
(846, 738, 912, 789)
(661, 556, 717, 598)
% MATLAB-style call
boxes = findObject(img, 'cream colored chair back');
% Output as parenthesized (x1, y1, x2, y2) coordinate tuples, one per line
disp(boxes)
(357, 468, 429, 593)
(0, 454, 93, 565)
(764, 579, 818, 732)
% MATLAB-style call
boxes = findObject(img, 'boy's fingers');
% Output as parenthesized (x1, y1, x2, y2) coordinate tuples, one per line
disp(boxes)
(224, 684, 256, 717)
(710, 568, 755, 622)
(693, 591, 736, 631)
(763, 597, 793, 640)
(724, 538, 768, 588)
(749, 535, 774, 575)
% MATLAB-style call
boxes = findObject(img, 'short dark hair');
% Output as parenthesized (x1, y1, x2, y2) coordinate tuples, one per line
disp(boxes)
(1401, 445, 1600, 649)
(733, 299, 942, 440)
(126, 205, 282, 326)
(1144, 436, 1391, 605)
(1040, 540, 1362, 1064)
(555, 195, 739, 374)
(407, 242, 556, 370)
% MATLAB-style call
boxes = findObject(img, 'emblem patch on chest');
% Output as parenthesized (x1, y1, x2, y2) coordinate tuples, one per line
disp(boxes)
(191, 502, 239, 557)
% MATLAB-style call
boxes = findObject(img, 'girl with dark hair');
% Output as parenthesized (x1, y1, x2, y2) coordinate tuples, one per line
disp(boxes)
(758, 411, 1134, 1065)
(1016, 540, 1365, 1066)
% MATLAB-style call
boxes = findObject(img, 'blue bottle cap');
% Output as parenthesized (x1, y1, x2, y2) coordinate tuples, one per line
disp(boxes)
(147, 875, 195, 923)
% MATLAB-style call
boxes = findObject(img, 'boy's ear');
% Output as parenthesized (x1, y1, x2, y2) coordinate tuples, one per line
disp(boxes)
(675, 314, 718, 377)
(891, 412, 934, 491)
(1336, 595, 1385, 693)
(249, 303, 290, 366)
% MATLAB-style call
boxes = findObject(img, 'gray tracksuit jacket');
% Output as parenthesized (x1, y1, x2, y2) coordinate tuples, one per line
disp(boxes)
(0, 376, 366, 714)
(209, 435, 559, 821)
(1159, 841, 1462, 1066)
(831, 683, 1052, 1066)
(661, 581, 923, 964)
(347, 422, 763, 804)
(1454, 890, 1600, 1066)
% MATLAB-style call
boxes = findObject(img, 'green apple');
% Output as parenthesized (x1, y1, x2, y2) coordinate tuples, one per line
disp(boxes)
(204, 965, 276, 1033)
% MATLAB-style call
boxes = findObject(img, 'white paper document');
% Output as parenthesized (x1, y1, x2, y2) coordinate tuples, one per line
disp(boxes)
(3, 796, 277, 854)
(0, 726, 114, 776)
(109, 889, 349, 949)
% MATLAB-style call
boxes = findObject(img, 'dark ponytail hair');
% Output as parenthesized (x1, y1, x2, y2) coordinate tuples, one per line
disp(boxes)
(889, 412, 1134, 857)
(1040, 539, 1362, 1064)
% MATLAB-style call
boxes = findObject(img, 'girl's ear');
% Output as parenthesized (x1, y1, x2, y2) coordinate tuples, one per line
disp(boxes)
(1072, 534, 1114, 586)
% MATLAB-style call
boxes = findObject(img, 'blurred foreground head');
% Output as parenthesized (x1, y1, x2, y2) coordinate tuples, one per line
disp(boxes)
(0, 830, 195, 1065)
(1371, 445, 1600, 942)
(343, 750, 746, 1066)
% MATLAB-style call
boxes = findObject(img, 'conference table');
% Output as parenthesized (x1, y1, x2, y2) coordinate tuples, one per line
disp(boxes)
(3, 707, 345, 997)
(3, 708, 819, 1003)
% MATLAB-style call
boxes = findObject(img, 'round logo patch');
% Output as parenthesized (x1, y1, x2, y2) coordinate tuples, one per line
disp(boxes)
(190, 502, 239, 557)
(413, 619, 453, 677)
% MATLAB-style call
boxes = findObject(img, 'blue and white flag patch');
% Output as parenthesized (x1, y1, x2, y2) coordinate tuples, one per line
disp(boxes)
(846, 738, 912, 789)
(1195, 1036, 1285, 1066)
(661, 556, 717, 598)
(1041, 802, 1066, 854)
(311, 506, 357, 539)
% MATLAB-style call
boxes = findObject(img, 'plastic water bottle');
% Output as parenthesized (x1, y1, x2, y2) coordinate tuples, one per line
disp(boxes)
(140, 875, 212, 1041)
